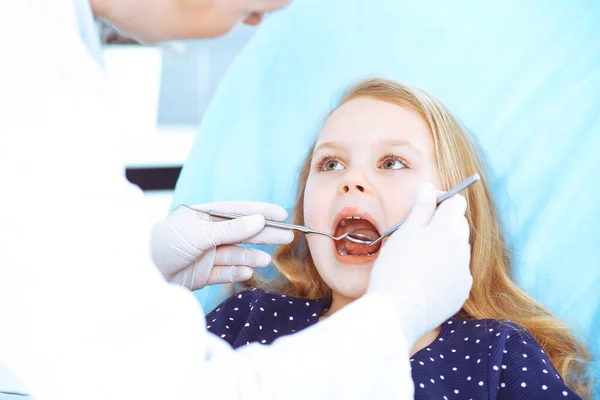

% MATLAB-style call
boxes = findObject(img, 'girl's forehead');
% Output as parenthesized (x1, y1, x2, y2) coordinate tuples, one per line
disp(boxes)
(315, 97, 434, 152)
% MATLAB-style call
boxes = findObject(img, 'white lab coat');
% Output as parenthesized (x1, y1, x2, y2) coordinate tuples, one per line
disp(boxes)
(0, 1, 414, 399)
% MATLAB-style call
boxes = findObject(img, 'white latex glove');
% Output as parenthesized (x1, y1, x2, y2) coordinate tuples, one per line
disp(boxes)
(368, 182, 473, 347)
(151, 202, 294, 290)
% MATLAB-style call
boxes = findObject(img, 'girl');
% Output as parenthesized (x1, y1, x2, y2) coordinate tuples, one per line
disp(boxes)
(206, 79, 591, 399)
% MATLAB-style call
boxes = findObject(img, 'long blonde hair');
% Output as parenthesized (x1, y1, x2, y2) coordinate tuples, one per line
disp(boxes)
(239, 78, 591, 397)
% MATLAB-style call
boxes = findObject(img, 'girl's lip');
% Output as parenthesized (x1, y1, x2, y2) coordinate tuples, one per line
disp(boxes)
(333, 249, 380, 266)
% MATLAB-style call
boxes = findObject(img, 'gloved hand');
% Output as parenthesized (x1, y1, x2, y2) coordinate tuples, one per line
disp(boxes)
(151, 202, 294, 290)
(368, 182, 472, 347)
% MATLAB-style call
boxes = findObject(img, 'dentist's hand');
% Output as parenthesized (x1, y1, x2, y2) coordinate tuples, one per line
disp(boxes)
(151, 202, 294, 290)
(368, 182, 472, 347)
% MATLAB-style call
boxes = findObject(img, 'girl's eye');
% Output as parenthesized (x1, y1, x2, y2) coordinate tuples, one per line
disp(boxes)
(381, 155, 408, 170)
(318, 157, 345, 171)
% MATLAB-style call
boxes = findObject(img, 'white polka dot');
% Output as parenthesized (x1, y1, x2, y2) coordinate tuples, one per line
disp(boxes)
(463, 321, 467, 324)
(542, 385, 548, 390)
(521, 382, 527, 388)
(274, 312, 278, 317)
(466, 355, 470, 360)
(523, 354, 528, 358)
(282, 294, 286, 297)
(479, 381, 484, 386)
(500, 383, 506, 388)
(452, 367, 457, 371)
(440, 375, 445, 380)
(439, 338, 444, 341)
(556, 374, 561, 379)
(426, 348, 431, 351)
(273, 329, 278, 333)
(542, 359, 547, 364)
(259, 325, 263, 330)
(261, 339, 266, 343)
(430, 379, 435, 384)
(450, 330, 455, 333)
(440, 354, 444, 359)
(543, 369, 548, 374)
(312, 313, 317, 317)
(496, 332, 501, 336)
(419, 383, 424, 388)
(464, 337, 469, 341)
(476, 339, 480, 344)
(410, 359, 414, 362)
(444, 397, 448, 400)
(289, 301, 293, 304)
(212, 319, 216, 322)
(237, 294, 242, 299)
(452, 349, 456, 352)
(260, 307, 264, 311)
(507, 335, 510, 339)
(289, 316, 294, 320)
(563, 391, 568, 396)
(467, 376, 472, 381)
(216, 308, 221, 312)
(493, 365, 498, 371)
(476, 324, 480, 327)
(233, 307, 239, 311)
(523, 341, 527, 344)
(448, 320, 453, 324)
(430, 357, 434, 362)
(419, 361, 424, 365)
(489, 345, 493, 349)
(225, 325, 230, 329)
(522, 367, 527, 371)
(271, 298, 275, 301)
(489, 328, 493, 332)
(246, 342, 250, 346)
(229, 317, 234, 321)
(541, 349, 545, 353)
(221, 334, 226, 338)
(503, 349, 508, 354)
(502, 365, 507, 369)
(244, 323, 250, 327)
(477, 359, 481, 364)
(252, 288, 257, 291)
(454, 389, 459, 394)
(306, 302, 310, 306)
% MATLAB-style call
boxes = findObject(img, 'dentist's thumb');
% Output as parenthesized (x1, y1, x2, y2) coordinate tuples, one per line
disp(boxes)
(405, 182, 438, 228)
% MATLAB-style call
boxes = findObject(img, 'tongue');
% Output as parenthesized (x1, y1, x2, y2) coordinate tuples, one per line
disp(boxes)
(344, 228, 381, 256)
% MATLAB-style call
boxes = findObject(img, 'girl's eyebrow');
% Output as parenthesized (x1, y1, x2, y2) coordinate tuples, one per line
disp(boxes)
(313, 141, 346, 153)
(378, 139, 424, 157)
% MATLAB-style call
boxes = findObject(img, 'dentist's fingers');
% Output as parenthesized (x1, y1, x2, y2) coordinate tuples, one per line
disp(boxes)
(405, 183, 437, 228)
(214, 246, 272, 268)
(207, 266, 254, 285)
(430, 194, 470, 244)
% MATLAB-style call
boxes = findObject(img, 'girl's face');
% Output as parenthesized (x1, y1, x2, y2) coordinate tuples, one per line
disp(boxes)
(304, 97, 442, 300)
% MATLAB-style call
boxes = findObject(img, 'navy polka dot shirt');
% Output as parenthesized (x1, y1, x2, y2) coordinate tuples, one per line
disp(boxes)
(206, 288, 580, 399)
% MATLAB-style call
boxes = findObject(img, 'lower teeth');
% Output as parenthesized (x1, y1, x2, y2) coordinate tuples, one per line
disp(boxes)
(337, 249, 377, 257)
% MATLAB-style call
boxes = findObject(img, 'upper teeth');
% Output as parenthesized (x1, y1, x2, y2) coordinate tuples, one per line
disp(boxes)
(346, 216, 362, 220)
